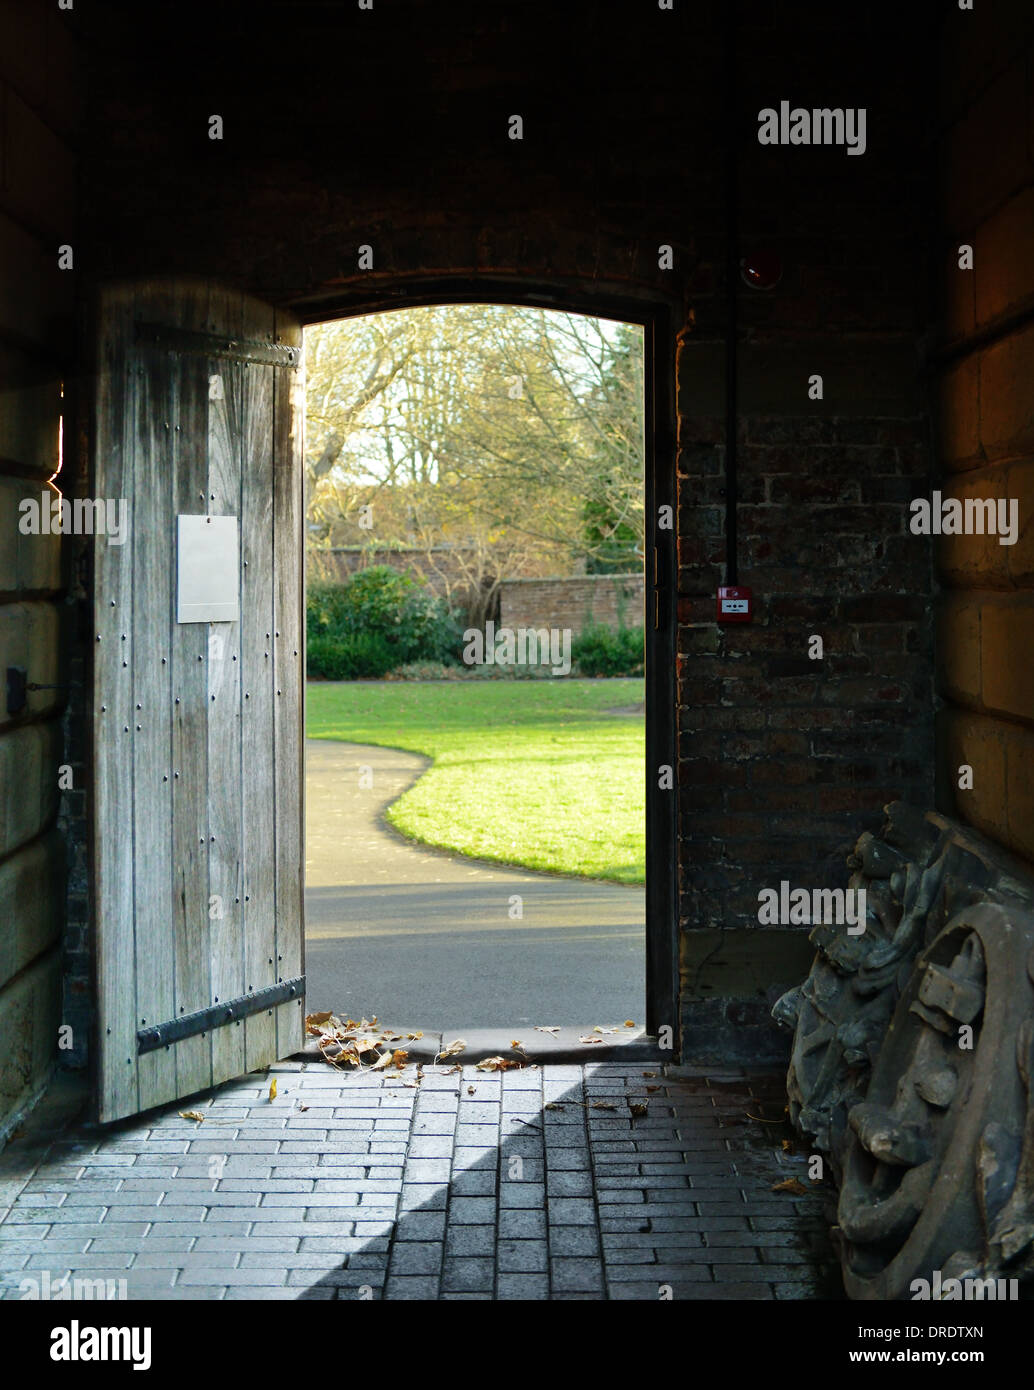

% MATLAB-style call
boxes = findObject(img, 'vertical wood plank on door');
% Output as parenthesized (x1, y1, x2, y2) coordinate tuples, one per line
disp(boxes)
(206, 285, 247, 1085)
(132, 281, 176, 1111)
(94, 284, 140, 1122)
(168, 281, 214, 1101)
(272, 308, 305, 1057)
(240, 294, 277, 1072)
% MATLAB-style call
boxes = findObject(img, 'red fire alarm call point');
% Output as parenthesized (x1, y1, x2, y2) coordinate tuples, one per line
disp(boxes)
(717, 585, 752, 623)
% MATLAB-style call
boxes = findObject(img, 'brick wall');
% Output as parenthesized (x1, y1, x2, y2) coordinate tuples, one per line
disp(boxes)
(0, 3, 81, 1137)
(499, 575, 644, 636)
(307, 546, 486, 616)
(933, 3, 1034, 867)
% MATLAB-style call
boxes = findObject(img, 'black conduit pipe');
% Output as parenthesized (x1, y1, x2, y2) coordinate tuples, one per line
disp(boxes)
(724, 1, 739, 588)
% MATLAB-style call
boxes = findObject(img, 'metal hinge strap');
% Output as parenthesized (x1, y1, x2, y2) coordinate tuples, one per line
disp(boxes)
(136, 976, 305, 1054)
(135, 322, 301, 368)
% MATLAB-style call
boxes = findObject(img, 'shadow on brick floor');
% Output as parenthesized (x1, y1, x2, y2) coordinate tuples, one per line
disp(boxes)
(294, 1064, 843, 1301)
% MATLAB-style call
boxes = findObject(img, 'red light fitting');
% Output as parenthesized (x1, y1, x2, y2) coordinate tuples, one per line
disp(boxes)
(740, 248, 783, 290)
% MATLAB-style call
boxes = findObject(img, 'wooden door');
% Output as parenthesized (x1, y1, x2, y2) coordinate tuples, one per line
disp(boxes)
(91, 279, 305, 1122)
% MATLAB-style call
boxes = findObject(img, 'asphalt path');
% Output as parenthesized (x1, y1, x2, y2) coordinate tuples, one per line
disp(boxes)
(303, 739, 646, 1034)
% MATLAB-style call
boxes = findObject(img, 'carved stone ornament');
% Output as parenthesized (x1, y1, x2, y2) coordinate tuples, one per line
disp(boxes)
(774, 801, 1034, 1299)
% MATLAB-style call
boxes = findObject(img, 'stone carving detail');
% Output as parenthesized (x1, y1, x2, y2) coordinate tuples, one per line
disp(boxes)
(774, 802, 1034, 1298)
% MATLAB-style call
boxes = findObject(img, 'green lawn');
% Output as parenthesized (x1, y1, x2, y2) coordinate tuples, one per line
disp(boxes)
(306, 679, 645, 884)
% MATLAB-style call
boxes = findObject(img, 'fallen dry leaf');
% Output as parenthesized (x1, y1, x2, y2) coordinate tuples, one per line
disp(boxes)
(268, 1078, 277, 1102)
(297, 1104, 309, 1112)
(579, 1036, 604, 1045)
(476, 1055, 520, 1072)
(593, 1025, 618, 1034)
(624, 1020, 636, 1028)
(467, 1086, 476, 1095)
(535, 1026, 561, 1035)
(591, 1101, 618, 1110)
(781, 1139, 793, 1153)
(437, 1038, 466, 1061)
(371, 1051, 394, 1071)
(406, 1032, 424, 1041)
(391, 1049, 409, 1068)
(646, 1085, 661, 1094)
(628, 1101, 648, 1117)
(179, 1110, 205, 1123)
(544, 1102, 565, 1111)
(772, 1178, 809, 1195)
(642, 1071, 657, 1078)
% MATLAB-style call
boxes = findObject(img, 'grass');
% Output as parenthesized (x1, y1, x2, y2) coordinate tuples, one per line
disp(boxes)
(306, 678, 645, 884)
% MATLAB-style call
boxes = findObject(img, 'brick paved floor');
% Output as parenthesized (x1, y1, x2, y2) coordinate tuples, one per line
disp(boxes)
(0, 1063, 840, 1300)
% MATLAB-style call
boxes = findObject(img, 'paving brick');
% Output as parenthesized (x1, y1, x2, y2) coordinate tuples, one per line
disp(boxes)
(133, 1250, 234, 1268)
(497, 1238, 548, 1272)
(406, 1137, 455, 1160)
(607, 1262, 713, 1282)
(229, 1285, 333, 1299)
(177, 1267, 286, 1286)
(292, 1266, 386, 1287)
(548, 1197, 596, 1225)
(402, 1159, 452, 1184)
(393, 1212, 446, 1241)
(444, 1225, 495, 1257)
(546, 1170, 593, 1196)
(389, 1242, 443, 1275)
(450, 1171, 496, 1196)
(499, 1181, 545, 1209)
(447, 1197, 497, 1224)
(384, 1275, 440, 1299)
(441, 1257, 494, 1292)
(549, 1226, 600, 1256)
(550, 1257, 604, 1292)
(241, 1252, 346, 1269)
(300, 1237, 390, 1254)
(603, 1231, 704, 1250)
(497, 1208, 546, 1240)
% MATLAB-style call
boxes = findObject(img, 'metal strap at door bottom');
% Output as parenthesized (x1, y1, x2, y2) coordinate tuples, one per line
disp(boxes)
(136, 977, 305, 1054)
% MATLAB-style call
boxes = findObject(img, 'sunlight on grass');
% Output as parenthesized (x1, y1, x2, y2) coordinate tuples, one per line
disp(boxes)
(306, 679, 645, 883)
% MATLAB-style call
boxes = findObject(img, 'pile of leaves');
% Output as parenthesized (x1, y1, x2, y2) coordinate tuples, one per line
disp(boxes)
(305, 1012, 419, 1075)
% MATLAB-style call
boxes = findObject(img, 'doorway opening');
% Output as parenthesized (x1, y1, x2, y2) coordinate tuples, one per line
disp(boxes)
(299, 294, 673, 1048)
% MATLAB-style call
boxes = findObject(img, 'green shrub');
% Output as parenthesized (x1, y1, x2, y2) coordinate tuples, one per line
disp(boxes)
(306, 566, 464, 677)
(572, 622, 645, 677)
(307, 632, 397, 680)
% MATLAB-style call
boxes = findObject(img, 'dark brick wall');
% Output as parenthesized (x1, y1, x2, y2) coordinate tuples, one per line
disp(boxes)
(57, 0, 952, 1061)
(0, 2, 82, 1134)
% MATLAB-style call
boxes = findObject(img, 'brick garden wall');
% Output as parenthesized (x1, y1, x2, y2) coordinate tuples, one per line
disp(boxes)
(932, 3, 1034, 867)
(499, 575, 645, 637)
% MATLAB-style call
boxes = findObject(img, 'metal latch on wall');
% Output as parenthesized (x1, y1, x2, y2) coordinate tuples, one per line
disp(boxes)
(5, 667, 72, 716)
